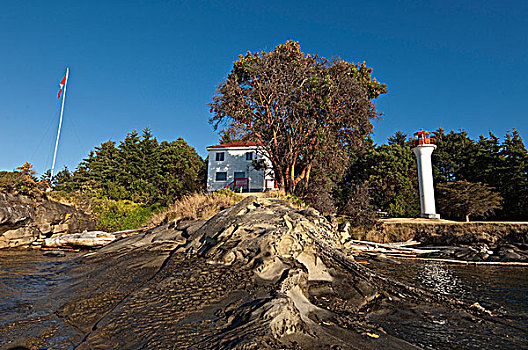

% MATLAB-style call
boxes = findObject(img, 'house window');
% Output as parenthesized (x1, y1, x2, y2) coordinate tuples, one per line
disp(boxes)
(246, 152, 253, 161)
(215, 152, 225, 161)
(234, 171, 245, 179)
(215, 172, 227, 181)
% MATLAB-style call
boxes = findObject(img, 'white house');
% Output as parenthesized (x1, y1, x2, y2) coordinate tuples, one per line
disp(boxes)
(206, 141, 277, 192)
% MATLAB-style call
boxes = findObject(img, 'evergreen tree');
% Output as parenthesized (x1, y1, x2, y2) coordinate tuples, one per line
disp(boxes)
(76, 140, 120, 197)
(437, 180, 502, 222)
(157, 138, 205, 203)
(339, 128, 528, 221)
(48, 167, 73, 191)
(54, 128, 205, 206)
(387, 130, 408, 146)
(369, 142, 420, 217)
(473, 132, 503, 186)
(432, 129, 477, 184)
(116, 129, 142, 195)
(339, 132, 420, 218)
(498, 130, 528, 219)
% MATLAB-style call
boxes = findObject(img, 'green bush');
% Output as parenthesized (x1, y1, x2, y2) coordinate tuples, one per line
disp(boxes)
(213, 188, 238, 197)
(90, 198, 160, 232)
(282, 194, 306, 207)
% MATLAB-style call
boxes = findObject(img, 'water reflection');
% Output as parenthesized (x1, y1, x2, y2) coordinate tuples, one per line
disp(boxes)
(0, 250, 74, 326)
(368, 258, 528, 348)
(417, 262, 460, 295)
(369, 257, 528, 318)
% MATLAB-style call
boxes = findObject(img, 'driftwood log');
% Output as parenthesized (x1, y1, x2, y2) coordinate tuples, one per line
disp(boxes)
(346, 238, 528, 265)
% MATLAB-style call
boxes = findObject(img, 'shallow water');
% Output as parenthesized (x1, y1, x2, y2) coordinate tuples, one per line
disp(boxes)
(366, 257, 528, 349)
(0, 250, 81, 348)
(368, 258, 528, 318)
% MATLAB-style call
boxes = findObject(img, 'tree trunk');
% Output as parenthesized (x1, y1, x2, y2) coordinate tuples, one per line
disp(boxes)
(303, 163, 312, 191)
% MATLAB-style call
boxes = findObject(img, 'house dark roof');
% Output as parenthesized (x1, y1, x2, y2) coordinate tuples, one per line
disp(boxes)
(207, 141, 262, 148)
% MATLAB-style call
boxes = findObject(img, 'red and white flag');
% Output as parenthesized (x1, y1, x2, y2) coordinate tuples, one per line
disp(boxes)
(57, 73, 67, 99)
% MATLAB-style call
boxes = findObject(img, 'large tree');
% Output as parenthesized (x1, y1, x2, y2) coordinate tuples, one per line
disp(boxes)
(498, 130, 528, 219)
(436, 180, 502, 222)
(431, 129, 528, 220)
(209, 40, 386, 194)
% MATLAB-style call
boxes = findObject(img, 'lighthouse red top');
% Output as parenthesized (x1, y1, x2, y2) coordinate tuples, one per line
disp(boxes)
(413, 129, 435, 146)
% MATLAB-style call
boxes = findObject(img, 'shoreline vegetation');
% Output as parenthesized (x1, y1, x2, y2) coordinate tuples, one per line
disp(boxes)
(3, 125, 527, 235)
(1, 158, 527, 264)
(2, 188, 527, 264)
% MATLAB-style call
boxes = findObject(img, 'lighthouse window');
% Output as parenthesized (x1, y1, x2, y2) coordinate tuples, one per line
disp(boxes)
(215, 152, 225, 161)
(246, 152, 253, 161)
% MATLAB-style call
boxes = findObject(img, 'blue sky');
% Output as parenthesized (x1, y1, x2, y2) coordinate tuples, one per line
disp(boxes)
(1, 1, 527, 175)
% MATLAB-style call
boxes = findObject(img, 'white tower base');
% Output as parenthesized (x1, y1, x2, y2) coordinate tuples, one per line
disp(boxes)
(421, 213, 441, 219)
(413, 144, 440, 219)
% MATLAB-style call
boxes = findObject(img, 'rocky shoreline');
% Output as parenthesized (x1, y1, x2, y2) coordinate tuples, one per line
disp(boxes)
(2, 197, 527, 349)
(0, 192, 95, 249)
(3, 190, 527, 264)
(344, 219, 528, 263)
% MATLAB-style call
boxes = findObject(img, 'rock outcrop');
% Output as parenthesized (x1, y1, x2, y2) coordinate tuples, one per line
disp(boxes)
(2, 197, 526, 349)
(0, 192, 95, 249)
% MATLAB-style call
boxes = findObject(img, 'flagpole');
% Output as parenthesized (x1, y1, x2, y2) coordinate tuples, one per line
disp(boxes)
(50, 67, 69, 181)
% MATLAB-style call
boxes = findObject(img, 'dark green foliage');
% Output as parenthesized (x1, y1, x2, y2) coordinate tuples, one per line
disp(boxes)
(54, 127, 205, 206)
(496, 130, 528, 219)
(387, 130, 408, 146)
(48, 128, 206, 231)
(92, 199, 160, 232)
(339, 132, 420, 218)
(432, 128, 478, 183)
(157, 138, 206, 203)
(43, 167, 74, 191)
(430, 128, 527, 220)
(337, 128, 528, 221)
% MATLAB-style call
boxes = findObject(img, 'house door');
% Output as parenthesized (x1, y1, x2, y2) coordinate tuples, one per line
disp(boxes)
(233, 172, 248, 190)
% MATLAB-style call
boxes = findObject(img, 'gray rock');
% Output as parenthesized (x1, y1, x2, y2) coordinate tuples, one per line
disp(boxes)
(500, 251, 522, 261)
(4, 197, 517, 349)
(43, 231, 115, 248)
(0, 191, 95, 249)
(43, 250, 66, 257)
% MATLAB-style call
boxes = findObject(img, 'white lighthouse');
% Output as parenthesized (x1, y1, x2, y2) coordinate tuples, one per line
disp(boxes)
(412, 130, 440, 219)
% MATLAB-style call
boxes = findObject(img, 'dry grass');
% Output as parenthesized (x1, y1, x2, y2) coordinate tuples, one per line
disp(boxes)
(148, 190, 244, 226)
(148, 189, 309, 227)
